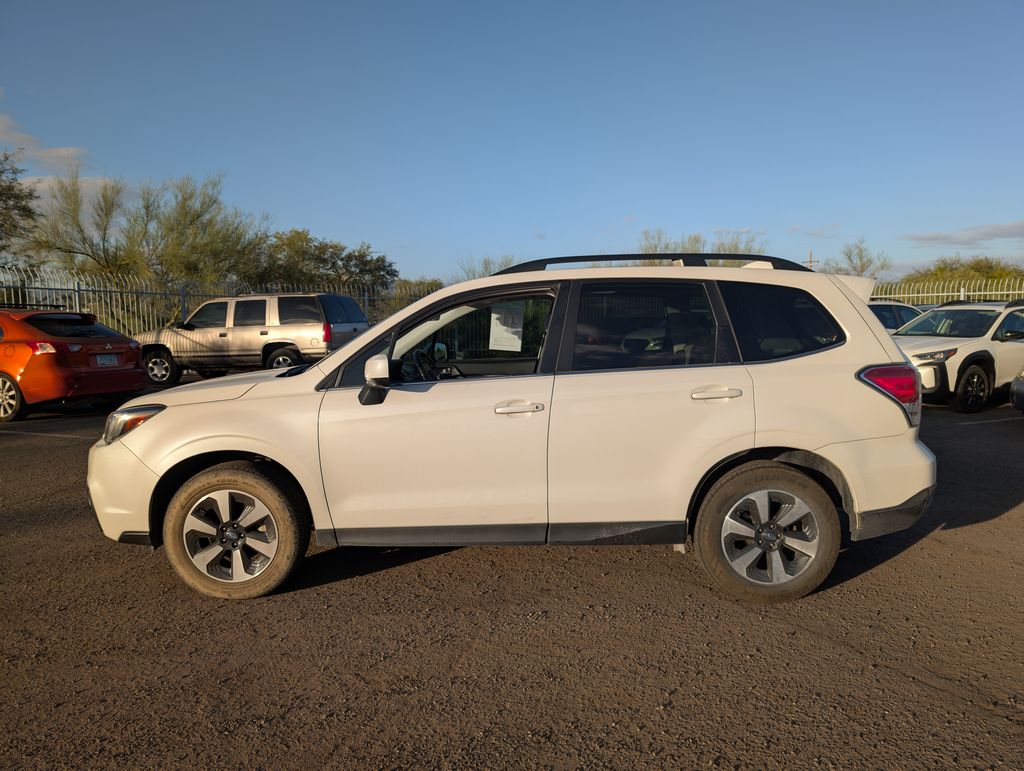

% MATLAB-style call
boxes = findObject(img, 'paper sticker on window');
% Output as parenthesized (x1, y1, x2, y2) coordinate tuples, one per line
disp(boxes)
(489, 301, 524, 352)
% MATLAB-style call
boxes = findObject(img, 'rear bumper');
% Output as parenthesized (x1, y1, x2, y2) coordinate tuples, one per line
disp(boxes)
(849, 485, 934, 541)
(87, 439, 159, 542)
(22, 366, 146, 404)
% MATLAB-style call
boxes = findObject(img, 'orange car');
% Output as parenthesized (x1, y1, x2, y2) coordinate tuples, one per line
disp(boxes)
(0, 307, 147, 422)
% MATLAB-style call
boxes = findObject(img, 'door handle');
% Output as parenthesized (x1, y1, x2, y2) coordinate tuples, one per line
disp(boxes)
(218, 332, 228, 338)
(259, 330, 268, 335)
(494, 402, 545, 414)
(690, 387, 744, 400)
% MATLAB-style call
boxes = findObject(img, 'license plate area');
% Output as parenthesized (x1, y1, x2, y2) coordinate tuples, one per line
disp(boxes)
(96, 354, 119, 368)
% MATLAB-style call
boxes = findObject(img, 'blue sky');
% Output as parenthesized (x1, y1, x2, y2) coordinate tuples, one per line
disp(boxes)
(2, 0, 1022, 278)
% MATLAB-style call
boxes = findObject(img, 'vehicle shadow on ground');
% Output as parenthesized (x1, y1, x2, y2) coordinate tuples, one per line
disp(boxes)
(285, 545, 459, 593)
(821, 405, 1023, 591)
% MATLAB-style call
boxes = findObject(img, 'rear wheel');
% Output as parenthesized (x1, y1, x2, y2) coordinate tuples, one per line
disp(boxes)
(0, 373, 29, 422)
(695, 462, 840, 603)
(952, 365, 990, 413)
(143, 349, 181, 386)
(163, 462, 309, 599)
(265, 347, 302, 369)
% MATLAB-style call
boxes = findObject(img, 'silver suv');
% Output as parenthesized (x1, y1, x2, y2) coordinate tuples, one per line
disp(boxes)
(137, 293, 368, 385)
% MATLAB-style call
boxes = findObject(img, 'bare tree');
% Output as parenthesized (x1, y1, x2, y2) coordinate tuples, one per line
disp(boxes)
(823, 237, 892, 278)
(451, 255, 517, 282)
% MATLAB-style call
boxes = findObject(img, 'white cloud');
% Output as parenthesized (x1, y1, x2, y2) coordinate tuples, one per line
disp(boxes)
(0, 114, 87, 172)
(901, 220, 1024, 249)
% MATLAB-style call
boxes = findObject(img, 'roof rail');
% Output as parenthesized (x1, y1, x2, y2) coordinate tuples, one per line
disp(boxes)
(936, 299, 1006, 307)
(493, 253, 812, 275)
(0, 302, 67, 310)
(1005, 297, 1024, 309)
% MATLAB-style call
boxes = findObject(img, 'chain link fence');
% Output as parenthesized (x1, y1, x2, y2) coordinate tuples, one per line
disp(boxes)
(0, 266, 435, 337)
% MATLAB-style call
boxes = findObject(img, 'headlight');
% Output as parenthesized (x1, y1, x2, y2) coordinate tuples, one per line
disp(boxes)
(914, 348, 958, 363)
(102, 405, 165, 444)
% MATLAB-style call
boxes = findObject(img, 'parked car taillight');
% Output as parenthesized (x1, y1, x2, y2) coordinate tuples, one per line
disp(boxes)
(322, 322, 332, 346)
(858, 364, 921, 427)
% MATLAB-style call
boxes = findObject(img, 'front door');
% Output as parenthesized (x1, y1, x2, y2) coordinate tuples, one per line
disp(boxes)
(176, 300, 230, 368)
(994, 309, 1024, 384)
(317, 286, 561, 543)
(546, 280, 755, 541)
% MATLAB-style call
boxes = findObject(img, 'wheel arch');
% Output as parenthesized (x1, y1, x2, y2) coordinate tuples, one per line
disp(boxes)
(954, 351, 995, 388)
(141, 342, 173, 357)
(261, 341, 300, 365)
(686, 447, 854, 541)
(148, 451, 314, 548)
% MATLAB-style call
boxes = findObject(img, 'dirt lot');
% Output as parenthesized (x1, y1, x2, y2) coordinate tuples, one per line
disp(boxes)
(1, 399, 1022, 768)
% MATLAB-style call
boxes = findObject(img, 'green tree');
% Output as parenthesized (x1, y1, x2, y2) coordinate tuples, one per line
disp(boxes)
(901, 255, 1024, 282)
(0, 150, 39, 262)
(823, 237, 893, 279)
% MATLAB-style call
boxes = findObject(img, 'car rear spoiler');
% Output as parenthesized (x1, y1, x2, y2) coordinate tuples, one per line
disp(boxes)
(830, 275, 875, 303)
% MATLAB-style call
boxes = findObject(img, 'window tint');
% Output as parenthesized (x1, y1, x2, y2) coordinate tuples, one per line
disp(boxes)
(896, 306, 921, 326)
(895, 309, 999, 338)
(340, 296, 367, 323)
(188, 302, 228, 329)
(340, 337, 391, 387)
(870, 305, 898, 329)
(233, 299, 266, 327)
(571, 282, 716, 371)
(997, 310, 1024, 336)
(25, 313, 120, 338)
(394, 293, 554, 380)
(719, 282, 845, 362)
(278, 296, 322, 324)
(317, 295, 350, 324)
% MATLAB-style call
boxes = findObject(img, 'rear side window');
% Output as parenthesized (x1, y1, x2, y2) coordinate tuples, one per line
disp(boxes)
(278, 296, 322, 324)
(340, 296, 367, 323)
(571, 281, 717, 371)
(719, 282, 845, 362)
(317, 295, 350, 324)
(24, 313, 119, 338)
(233, 300, 266, 327)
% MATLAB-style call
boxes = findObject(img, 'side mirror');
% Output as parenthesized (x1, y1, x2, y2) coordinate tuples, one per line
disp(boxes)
(359, 353, 391, 405)
(1001, 329, 1024, 342)
(175, 321, 194, 331)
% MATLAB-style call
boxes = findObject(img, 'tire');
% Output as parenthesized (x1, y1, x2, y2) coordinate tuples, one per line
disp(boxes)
(0, 373, 30, 422)
(951, 364, 990, 413)
(265, 347, 302, 370)
(196, 370, 229, 379)
(143, 349, 182, 386)
(695, 461, 841, 604)
(163, 462, 310, 599)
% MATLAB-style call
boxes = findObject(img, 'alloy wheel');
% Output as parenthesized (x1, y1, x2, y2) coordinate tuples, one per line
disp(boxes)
(270, 354, 295, 368)
(720, 489, 820, 585)
(182, 489, 279, 583)
(0, 378, 17, 418)
(147, 357, 171, 382)
(962, 372, 986, 410)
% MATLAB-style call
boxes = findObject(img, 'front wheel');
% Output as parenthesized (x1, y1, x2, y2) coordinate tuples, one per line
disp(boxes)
(0, 373, 29, 422)
(163, 462, 310, 599)
(143, 349, 182, 386)
(952, 365, 990, 413)
(695, 462, 840, 604)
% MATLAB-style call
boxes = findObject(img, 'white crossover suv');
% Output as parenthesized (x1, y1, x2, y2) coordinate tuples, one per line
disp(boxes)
(88, 255, 937, 603)
(892, 299, 1024, 412)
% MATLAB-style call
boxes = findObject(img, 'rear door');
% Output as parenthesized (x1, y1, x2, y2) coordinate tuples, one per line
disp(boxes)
(228, 299, 268, 367)
(275, 296, 326, 357)
(546, 280, 754, 542)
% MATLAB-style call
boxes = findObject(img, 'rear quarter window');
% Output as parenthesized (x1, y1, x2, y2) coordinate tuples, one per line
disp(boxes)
(317, 295, 351, 324)
(719, 282, 845, 362)
(24, 314, 120, 338)
(278, 296, 323, 324)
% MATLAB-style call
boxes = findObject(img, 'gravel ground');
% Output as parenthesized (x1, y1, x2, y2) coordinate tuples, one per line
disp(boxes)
(1, 400, 1022, 768)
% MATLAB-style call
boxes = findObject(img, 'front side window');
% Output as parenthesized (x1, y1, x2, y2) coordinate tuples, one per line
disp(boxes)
(571, 282, 716, 372)
(895, 309, 999, 339)
(719, 282, 844, 362)
(393, 292, 555, 381)
(278, 296, 322, 324)
(995, 310, 1024, 338)
(188, 302, 228, 329)
(233, 300, 266, 327)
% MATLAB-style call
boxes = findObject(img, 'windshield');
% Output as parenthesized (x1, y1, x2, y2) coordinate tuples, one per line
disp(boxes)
(895, 309, 999, 338)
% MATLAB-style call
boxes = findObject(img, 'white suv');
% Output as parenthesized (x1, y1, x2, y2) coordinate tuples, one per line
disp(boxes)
(892, 299, 1024, 412)
(88, 255, 936, 603)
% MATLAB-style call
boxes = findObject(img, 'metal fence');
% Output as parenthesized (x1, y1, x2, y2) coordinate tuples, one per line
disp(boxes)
(0, 266, 435, 337)
(873, 278, 1024, 306)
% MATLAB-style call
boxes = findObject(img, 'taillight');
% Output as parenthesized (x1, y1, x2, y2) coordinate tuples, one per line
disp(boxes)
(858, 364, 921, 427)
(28, 341, 60, 355)
(322, 322, 332, 346)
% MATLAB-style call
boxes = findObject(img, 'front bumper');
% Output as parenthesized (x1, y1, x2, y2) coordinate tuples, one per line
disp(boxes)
(915, 362, 949, 397)
(87, 439, 160, 543)
(849, 485, 935, 541)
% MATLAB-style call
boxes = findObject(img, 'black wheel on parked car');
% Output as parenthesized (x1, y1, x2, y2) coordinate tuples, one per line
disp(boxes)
(163, 462, 310, 599)
(265, 347, 302, 369)
(143, 348, 182, 386)
(694, 461, 841, 604)
(952, 365, 990, 413)
(0, 373, 30, 422)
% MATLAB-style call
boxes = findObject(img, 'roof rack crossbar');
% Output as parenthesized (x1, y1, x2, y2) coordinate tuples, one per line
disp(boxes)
(493, 253, 811, 275)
